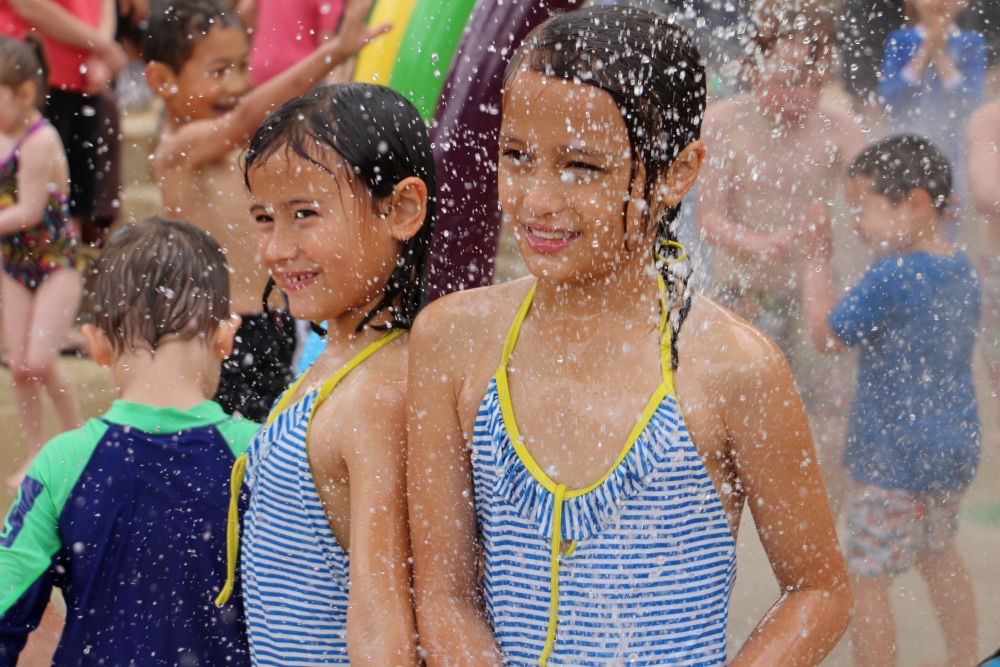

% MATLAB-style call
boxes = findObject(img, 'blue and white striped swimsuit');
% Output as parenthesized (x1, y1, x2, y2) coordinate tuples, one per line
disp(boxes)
(472, 278, 736, 666)
(239, 330, 403, 666)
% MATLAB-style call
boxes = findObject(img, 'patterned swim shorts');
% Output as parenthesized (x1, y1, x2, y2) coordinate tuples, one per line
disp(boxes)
(845, 482, 962, 579)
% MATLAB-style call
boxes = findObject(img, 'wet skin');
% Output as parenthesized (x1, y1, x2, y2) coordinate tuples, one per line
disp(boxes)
(699, 35, 867, 292)
(248, 151, 425, 667)
(146, 0, 388, 315)
(407, 70, 852, 667)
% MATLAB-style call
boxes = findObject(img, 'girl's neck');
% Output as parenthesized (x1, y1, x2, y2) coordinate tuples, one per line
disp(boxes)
(324, 294, 399, 352)
(8, 108, 42, 140)
(530, 251, 662, 327)
(901, 226, 954, 257)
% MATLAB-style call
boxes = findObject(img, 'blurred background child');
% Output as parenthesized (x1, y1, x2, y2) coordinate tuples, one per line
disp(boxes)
(879, 0, 985, 212)
(0, 37, 82, 492)
(698, 1, 868, 514)
(143, 0, 386, 422)
(0, 217, 255, 667)
(802, 135, 980, 667)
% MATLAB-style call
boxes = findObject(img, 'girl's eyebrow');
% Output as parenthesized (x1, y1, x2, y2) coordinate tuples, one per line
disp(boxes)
(563, 146, 610, 161)
(248, 198, 323, 213)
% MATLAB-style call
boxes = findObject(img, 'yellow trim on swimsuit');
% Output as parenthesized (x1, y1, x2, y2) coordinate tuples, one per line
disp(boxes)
(492, 274, 674, 666)
(215, 328, 405, 606)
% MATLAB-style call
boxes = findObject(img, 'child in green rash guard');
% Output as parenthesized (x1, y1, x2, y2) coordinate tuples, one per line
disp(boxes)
(0, 216, 255, 667)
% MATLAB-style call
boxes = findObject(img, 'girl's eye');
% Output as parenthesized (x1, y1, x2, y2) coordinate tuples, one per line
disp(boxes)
(503, 149, 529, 163)
(254, 214, 274, 224)
(567, 161, 603, 173)
(294, 209, 320, 219)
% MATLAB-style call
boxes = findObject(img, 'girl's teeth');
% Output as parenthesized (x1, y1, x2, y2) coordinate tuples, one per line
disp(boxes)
(531, 228, 573, 239)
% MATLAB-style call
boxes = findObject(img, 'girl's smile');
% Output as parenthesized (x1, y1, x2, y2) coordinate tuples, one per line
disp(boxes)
(272, 268, 321, 292)
(522, 225, 582, 253)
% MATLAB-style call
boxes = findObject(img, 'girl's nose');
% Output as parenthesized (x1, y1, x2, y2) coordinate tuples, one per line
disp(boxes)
(521, 173, 567, 220)
(262, 224, 298, 264)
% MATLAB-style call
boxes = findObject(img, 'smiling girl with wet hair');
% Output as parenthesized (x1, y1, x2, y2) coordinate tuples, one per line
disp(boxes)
(407, 6, 851, 666)
(218, 83, 434, 667)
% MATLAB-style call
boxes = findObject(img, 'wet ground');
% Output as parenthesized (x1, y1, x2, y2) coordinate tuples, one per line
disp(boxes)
(3, 346, 999, 665)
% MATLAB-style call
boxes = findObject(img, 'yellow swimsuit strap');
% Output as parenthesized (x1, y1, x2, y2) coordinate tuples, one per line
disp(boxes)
(493, 276, 672, 666)
(215, 328, 405, 607)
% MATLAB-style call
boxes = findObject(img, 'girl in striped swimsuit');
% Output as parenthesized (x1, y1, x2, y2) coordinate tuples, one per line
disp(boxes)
(407, 7, 852, 667)
(216, 84, 433, 667)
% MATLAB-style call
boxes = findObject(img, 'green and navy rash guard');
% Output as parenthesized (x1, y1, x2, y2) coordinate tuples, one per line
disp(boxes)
(0, 400, 259, 667)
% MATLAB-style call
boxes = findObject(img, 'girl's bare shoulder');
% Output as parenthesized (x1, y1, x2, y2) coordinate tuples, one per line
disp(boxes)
(679, 293, 791, 387)
(410, 277, 536, 368)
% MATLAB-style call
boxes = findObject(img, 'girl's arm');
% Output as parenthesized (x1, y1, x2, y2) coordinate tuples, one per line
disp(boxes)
(0, 128, 65, 237)
(723, 334, 852, 666)
(311, 376, 419, 667)
(407, 307, 504, 667)
(159, 0, 389, 170)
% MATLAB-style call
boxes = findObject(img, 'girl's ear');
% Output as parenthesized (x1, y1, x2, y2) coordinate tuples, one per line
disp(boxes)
(387, 176, 427, 241)
(144, 61, 178, 98)
(82, 324, 114, 367)
(212, 313, 243, 360)
(657, 140, 705, 209)
(16, 81, 37, 107)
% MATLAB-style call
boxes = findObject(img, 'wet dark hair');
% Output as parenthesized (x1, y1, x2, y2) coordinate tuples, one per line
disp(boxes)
(94, 216, 230, 354)
(848, 134, 952, 214)
(503, 5, 705, 367)
(144, 0, 243, 71)
(243, 83, 436, 332)
(0, 36, 47, 109)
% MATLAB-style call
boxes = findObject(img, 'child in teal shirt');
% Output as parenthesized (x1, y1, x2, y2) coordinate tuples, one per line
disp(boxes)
(0, 217, 257, 666)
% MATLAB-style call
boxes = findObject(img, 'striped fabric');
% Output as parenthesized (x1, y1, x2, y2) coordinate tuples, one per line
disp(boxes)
(241, 391, 351, 666)
(472, 379, 737, 666)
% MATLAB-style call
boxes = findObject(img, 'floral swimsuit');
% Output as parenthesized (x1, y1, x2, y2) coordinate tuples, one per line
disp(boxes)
(0, 119, 78, 291)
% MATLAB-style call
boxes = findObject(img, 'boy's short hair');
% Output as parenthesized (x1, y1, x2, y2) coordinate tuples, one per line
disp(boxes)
(94, 216, 230, 354)
(144, 0, 243, 71)
(848, 134, 952, 213)
(748, 0, 835, 63)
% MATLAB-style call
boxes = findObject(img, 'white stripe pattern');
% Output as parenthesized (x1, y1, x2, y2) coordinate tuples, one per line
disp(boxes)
(472, 378, 737, 666)
(241, 391, 351, 666)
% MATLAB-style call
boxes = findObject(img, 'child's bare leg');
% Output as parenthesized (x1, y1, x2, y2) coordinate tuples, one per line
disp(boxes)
(915, 545, 978, 667)
(27, 269, 84, 433)
(3, 274, 47, 490)
(849, 573, 896, 667)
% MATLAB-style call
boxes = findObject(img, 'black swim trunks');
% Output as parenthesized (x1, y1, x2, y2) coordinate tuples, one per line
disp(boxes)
(214, 311, 296, 423)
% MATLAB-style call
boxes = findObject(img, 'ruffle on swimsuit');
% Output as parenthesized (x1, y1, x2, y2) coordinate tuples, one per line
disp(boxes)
(492, 389, 690, 543)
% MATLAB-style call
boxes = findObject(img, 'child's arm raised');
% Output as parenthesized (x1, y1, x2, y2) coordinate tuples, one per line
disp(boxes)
(309, 367, 419, 667)
(799, 202, 846, 354)
(407, 306, 505, 667)
(158, 0, 389, 169)
(0, 126, 67, 237)
(690, 311, 852, 666)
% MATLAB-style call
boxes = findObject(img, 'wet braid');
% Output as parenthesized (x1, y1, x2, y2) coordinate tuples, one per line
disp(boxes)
(505, 5, 704, 368)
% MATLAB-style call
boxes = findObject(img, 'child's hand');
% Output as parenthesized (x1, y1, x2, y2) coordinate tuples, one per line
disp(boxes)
(739, 227, 795, 264)
(325, 0, 392, 62)
(84, 56, 113, 95)
(802, 201, 833, 260)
